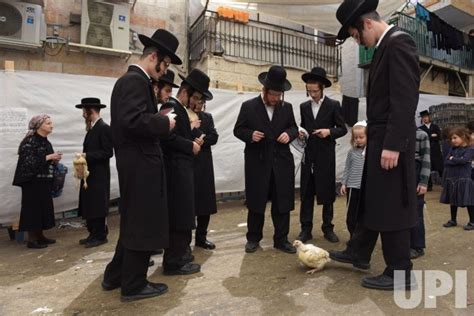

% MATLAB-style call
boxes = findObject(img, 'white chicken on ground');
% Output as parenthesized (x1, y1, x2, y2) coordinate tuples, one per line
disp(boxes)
(293, 240, 331, 274)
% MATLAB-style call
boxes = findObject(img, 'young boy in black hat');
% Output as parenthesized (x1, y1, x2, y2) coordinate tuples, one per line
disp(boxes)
(234, 65, 298, 254)
(330, 0, 420, 291)
(418, 110, 443, 190)
(76, 97, 113, 249)
(297, 67, 347, 244)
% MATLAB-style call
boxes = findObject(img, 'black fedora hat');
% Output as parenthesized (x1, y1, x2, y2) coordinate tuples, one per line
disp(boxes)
(179, 69, 213, 101)
(75, 97, 106, 109)
(157, 69, 179, 88)
(302, 67, 332, 87)
(138, 29, 182, 65)
(336, 0, 379, 40)
(258, 65, 292, 92)
(419, 110, 430, 117)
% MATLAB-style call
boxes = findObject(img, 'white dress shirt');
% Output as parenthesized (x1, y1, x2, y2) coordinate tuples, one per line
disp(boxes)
(311, 94, 325, 120)
(376, 24, 395, 49)
(261, 94, 274, 121)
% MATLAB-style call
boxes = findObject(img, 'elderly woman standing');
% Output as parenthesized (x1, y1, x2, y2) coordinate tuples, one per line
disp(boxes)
(13, 115, 62, 249)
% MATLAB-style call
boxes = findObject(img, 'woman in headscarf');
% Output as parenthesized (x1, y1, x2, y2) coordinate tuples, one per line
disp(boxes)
(13, 115, 62, 249)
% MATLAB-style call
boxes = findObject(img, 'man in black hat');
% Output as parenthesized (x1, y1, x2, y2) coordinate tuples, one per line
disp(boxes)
(418, 110, 443, 191)
(234, 65, 298, 254)
(330, 0, 420, 291)
(160, 68, 213, 275)
(151, 69, 179, 109)
(103, 29, 180, 302)
(297, 67, 347, 244)
(76, 97, 113, 248)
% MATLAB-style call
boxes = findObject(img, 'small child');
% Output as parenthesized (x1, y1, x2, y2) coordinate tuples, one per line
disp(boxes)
(340, 121, 367, 238)
(440, 127, 474, 230)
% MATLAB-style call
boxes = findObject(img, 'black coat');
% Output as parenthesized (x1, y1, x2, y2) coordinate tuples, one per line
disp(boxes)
(234, 96, 298, 214)
(161, 97, 197, 230)
(299, 97, 347, 204)
(194, 111, 219, 216)
(110, 65, 170, 251)
(78, 119, 113, 220)
(361, 27, 420, 232)
(419, 123, 443, 174)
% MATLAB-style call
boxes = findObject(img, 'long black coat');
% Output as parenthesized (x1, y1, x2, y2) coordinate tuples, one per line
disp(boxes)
(361, 27, 420, 232)
(234, 96, 298, 214)
(419, 123, 443, 174)
(194, 111, 219, 216)
(300, 97, 347, 204)
(78, 119, 113, 220)
(160, 97, 197, 230)
(110, 65, 170, 251)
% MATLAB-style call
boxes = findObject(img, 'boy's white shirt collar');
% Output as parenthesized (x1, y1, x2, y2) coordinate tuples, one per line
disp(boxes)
(376, 24, 395, 49)
(131, 64, 151, 80)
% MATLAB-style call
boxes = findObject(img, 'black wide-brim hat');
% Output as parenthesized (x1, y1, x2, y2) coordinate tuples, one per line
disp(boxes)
(258, 65, 292, 92)
(179, 69, 213, 101)
(157, 69, 179, 88)
(336, 0, 379, 40)
(75, 97, 106, 109)
(302, 67, 332, 87)
(139, 29, 182, 65)
(419, 110, 430, 117)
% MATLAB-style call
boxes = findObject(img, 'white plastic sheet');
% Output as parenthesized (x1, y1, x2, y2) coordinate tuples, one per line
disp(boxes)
(1, 70, 472, 224)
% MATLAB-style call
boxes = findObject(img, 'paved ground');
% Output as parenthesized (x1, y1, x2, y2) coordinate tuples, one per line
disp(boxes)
(0, 187, 473, 315)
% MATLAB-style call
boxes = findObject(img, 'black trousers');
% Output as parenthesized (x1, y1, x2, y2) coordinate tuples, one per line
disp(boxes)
(346, 188, 360, 237)
(246, 171, 290, 245)
(347, 223, 413, 277)
(86, 217, 107, 240)
(300, 177, 334, 234)
(410, 195, 426, 250)
(163, 229, 192, 271)
(196, 215, 210, 241)
(103, 238, 151, 296)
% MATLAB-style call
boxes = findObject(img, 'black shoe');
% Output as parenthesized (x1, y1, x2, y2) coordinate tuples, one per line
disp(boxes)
(245, 241, 260, 253)
(7, 227, 15, 241)
(463, 222, 474, 231)
(84, 238, 108, 248)
(324, 231, 339, 243)
(195, 239, 216, 250)
(79, 235, 93, 245)
(410, 248, 425, 259)
(182, 253, 195, 264)
(274, 241, 297, 254)
(296, 231, 313, 243)
(362, 273, 417, 291)
(148, 260, 155, 267)
(329, 250, 370, 270)
(101, 280, 120, 291)
(151, 249, 164, 255)
(38, 237, 56, 245)
(163, 263, 201, 276)
(443, 220, 457, 228)
(120, 282, 168, 302)
(27, 241, 48, 249)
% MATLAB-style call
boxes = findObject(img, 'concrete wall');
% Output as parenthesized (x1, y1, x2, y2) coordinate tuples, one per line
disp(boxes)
(420, 69, 450, 96)
(0, 0, 188, 78)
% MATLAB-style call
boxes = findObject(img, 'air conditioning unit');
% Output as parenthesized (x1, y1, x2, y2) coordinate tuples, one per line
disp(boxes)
(81, 0, 130, 51)
(0, 0, 45, 47)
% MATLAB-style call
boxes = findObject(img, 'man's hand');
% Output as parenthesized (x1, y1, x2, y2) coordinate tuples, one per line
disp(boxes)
(191, 120, 201, 129)
(298, 131, 306, 139)
(313, 129, 330, 138)
(252, 131, 265, 142)
(168, 117, 176, 131)
(192, 141, 201, 155)
(417, 184, 427, 196)
(47, 152, 62, 162)
(277, 132, 290, 144)
(340, 184, 347, 195)
(194, 134, 205, 146)
(381, 149, 399, 170)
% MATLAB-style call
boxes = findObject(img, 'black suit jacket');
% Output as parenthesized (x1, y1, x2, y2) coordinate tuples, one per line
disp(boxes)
(110, 65, 170, 250)
(362, 27, 420, 231)
(300, 97, 347, 204)
(79, 118, 113, 219)
(234, 96, 298, 214)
